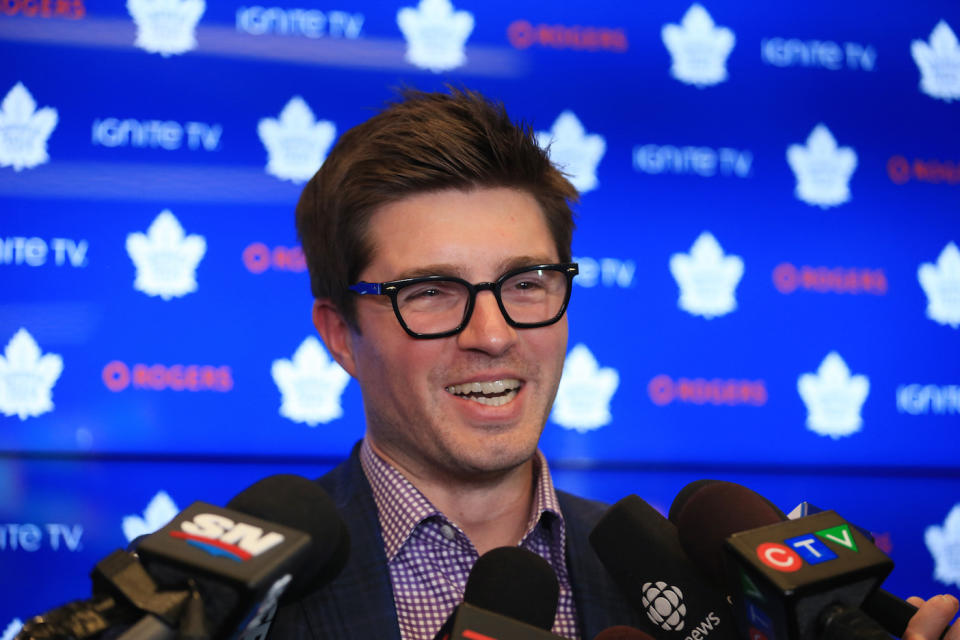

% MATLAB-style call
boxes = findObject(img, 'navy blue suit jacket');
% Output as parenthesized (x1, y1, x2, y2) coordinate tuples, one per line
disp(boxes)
(270, 445, 647, 639)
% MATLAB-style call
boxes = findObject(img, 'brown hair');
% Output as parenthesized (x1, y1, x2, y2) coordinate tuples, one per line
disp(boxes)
(295, 87, 578, 327)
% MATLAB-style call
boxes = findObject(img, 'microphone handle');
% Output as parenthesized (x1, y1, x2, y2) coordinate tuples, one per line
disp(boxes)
(818, 604, 891, 640)
(116, 616, 175, 640)
(862, 589, 948, 640)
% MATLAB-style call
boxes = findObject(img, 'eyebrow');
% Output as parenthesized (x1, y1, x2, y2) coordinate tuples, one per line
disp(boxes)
(388, 255, 560, 281)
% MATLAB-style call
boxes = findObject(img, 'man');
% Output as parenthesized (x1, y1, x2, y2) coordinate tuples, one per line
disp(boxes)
(271, 88, 959, 640)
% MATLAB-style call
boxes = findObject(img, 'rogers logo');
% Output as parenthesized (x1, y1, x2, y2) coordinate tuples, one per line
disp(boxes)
(648, 375, 767, 407)
(756, 542, 803, 572)
(102, 361, 233, 392)
(507, 20, 628, 52)
(773, 263, 887, 295)
(2, 0, 85, 18)
(888, 156, 960, 185)
(242, 242, 306, 274)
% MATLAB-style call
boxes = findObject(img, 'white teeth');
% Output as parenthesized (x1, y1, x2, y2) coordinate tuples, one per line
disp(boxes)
(468, 389, 518, 406)
(445, 379, 521, 396)
(445, 379, 521, 406)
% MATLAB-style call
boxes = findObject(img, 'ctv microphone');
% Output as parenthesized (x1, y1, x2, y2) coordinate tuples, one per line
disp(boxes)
(669, 480, 898, 640)
(434, 546, 565, 640)
(17, 474, 348, 640)
(588, 495, 736, 640)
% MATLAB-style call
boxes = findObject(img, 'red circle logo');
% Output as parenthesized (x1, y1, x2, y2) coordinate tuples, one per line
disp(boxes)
(756, 542, 802, 572)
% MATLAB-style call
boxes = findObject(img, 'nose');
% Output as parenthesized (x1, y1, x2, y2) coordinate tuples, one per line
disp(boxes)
(456, 290, 517, 355)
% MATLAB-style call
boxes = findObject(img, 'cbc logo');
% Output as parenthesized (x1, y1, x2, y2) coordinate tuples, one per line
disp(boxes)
(756, 542, 803, 572)
(641, 581, 687, 631)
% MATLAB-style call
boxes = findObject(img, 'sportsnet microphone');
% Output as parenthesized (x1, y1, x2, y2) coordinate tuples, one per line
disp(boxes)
(18, 474, 348, 640)
(434, 546, 565, 640)
(669, 480, 911, 640)
(588, 495, 736, 640)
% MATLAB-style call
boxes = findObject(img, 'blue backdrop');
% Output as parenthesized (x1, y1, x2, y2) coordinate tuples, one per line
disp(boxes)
(1, 0, 958, 630)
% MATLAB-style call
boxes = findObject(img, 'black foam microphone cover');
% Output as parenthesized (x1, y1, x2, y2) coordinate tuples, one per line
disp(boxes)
(225, 473, 349, 600)
(463, 546, 559, 631)
(669, 480, 785, 588)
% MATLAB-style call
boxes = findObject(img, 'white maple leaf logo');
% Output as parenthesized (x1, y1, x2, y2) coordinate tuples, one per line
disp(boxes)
(797, 352, 870, 439)
(397, 0, 474, 73)
(258, 96, 337, 184)
(669, 231, 744, 319)
(918, 241, 960, 329)
(0, 82, 58, 172)
(0, 328, 64, 421)
(925, 504, 960, 587)
(272, 337, 351, 426)
(911, 20, 960, 102)
(551, 344, 619, 433)
(126, 210, 207, 300)
(662, 4, 736, 88)
(122, 490, 179, 542)
(2, 619, 23, 640)
(786, 124, 858, 209)
(536, 111, 606, 194)
(127, 0, 205, 57)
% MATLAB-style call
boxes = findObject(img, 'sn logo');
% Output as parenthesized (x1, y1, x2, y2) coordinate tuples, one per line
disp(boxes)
(179, 513, 285, 558)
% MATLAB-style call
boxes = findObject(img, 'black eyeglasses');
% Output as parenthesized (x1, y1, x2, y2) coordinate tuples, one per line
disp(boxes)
(349, 263, 579, 339)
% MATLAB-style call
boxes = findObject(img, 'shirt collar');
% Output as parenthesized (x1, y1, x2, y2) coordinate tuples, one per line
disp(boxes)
(359, 438, 566, 560)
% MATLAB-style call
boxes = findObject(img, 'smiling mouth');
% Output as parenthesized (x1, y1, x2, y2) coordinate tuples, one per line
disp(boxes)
(445, 379, 522, 407)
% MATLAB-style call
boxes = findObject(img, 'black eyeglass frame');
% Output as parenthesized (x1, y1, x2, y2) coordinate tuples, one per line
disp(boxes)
(348, 262, 579, 339)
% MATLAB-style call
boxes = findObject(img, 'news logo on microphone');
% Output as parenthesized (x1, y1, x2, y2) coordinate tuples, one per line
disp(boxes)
(137, 501, 311, 588)
(723, 511, 893, 640)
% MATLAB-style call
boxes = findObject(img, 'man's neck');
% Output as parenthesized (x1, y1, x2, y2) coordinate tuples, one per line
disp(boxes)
(367, 439, 536, 555)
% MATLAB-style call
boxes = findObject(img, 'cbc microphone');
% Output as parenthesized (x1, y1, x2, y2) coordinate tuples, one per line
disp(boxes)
(434, 546, 565, 640)
(17, 474, 348, 640)
(669, 480, 899, 640)
(588, 495, 736, 640)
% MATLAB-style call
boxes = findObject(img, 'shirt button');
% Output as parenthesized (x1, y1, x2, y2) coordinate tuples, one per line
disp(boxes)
(440, 524, 456, 540)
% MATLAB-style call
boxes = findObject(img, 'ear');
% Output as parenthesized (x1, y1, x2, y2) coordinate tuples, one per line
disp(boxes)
(312, 298, 358, 377)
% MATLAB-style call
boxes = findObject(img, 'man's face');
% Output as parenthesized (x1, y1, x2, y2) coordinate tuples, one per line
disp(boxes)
(341, 187, 568, 483)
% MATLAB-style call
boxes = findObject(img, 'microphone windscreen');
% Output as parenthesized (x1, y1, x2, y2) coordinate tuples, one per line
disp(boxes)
(226, 474, 349, 598)
(669, 480, 784, 586)
(463, 546, 559, 631)
(593, 625, 657, 640)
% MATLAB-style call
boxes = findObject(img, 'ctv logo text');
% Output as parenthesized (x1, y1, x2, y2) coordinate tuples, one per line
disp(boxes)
(173, 513, 285, 561)
(756, 525, 857, 572)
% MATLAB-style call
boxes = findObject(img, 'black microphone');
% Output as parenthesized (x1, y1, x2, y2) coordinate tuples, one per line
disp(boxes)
(434, 546, 565, 640)
(17, 474, 348, 640)
(588, 494, 737, 640)
(592, 626, 657, 640)
(668, 480, 904, 640)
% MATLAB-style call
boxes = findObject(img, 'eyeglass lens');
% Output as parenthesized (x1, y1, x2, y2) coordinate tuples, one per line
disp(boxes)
(395, 268, 569, 335)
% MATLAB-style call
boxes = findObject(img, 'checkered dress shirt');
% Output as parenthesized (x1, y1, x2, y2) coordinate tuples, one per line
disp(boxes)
(359, 439, 580, 640)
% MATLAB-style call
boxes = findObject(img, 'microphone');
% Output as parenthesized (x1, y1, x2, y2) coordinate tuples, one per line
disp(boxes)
(669, 480, 905, 640)
(17, 474, 348, 640)
(592, 626, 657, 640)
(588, 495, 736, 640)
(434, 546, 565, 640)
(135, 474, 348, 639)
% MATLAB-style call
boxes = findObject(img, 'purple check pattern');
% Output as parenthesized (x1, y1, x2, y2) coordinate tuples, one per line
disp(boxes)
(359, 439, 580, 640)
